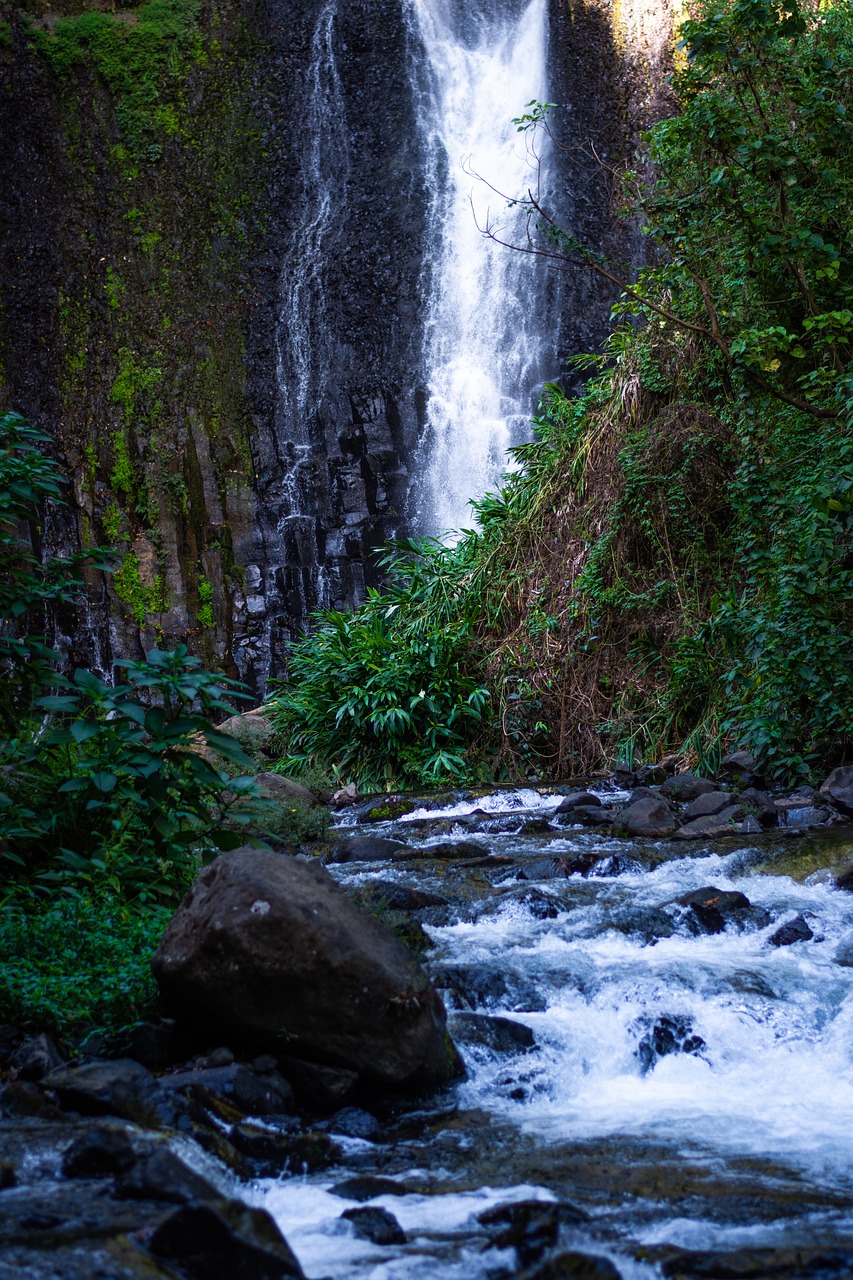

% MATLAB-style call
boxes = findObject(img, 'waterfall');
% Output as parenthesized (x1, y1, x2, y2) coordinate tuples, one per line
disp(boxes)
(405, 0, 552, 537)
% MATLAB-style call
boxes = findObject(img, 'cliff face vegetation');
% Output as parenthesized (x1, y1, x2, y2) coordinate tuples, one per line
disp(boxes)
(0, 0, 265, 675)
(271, 0, 853, 791)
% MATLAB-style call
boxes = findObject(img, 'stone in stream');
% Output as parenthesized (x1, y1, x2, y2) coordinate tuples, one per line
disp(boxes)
(354, 880, 449, 912)
(820, 765, 853, 816)
(277, 1056, 359, 1112)
(148, 1198, 305, 1279)
(675, 805, 747, 839)
(683, 790, 734, 820)
(555, 805, 616, 828)
(784, 805, 833, 829)
(329, 1175, 409, 1202)
(328, 1106, 381, 1141)
(40, 1058, 179, 1128)
(114, 1148, 220, 1204)
(422, 838, 488, 859)
(620, 796, 677, 836)
(554, 791, 602, 814)
(328, 835, 414, 863)
(834, 932, 853, 966)
(341, 1205, 407, 1244)
(768, 913, 814, 946)
(661, 773, 718, 802)
(161, 1063, 295, 1117)
(719, 750, 759, 785)
(588, 854, 645, 877)
(658, 1244, 853, 1278)
(635, 1015, 705, 1073)
(741, 787, 778, 826)
(450, 1013, 536, 1053)
(478, 1199, 590, 1268)
(672, 887, 766, 936)
(61, 1125, 137, 1178)
(523, 1252, 622, 1280)
(153, 849, 461, 1087)
(506, 888, 561, 920)
(228, 1124, 339, 1176)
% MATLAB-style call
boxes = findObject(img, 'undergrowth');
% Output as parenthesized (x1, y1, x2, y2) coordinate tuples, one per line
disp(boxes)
(269, 0, 853, 789)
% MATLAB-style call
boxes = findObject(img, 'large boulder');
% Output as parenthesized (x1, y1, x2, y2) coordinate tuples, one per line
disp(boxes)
(153, 850, 461, 1088)
(820, 765, 853, 816)
(620, 797, 677, 837)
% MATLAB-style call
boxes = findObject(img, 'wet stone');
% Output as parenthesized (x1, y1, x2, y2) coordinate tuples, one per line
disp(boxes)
(588, 854, 645, 877)
(328, 1175, 409, 1202)
(41, 1058, 178, 1129)
(510, 888, 561, 919)
(635, 1015, 705, 1073)
(661, 773, 719, 802)
(341, 1205, 406, 1245)
(768, 913, 814, 946)
(61, 1125, 137, 1178)
(683, 790, 734, 820)
(327, 1107, 381, 1141)
(478, 1199, 590, 1267)
(7, 1034, 64, 1083)
(228, 1124, 338, 1176)
(450, 1013, 536, 1053)
(621, 797, 677, 836)
(555, 806, 615, 829)
(784, 805, 833, 829)
(328, 835, 413, 863)
(523, 1252, 622, 1280)
(554, 791, 602, 814)
(114, 1148, 220, 1204)
(148, 1198, 305, 1279)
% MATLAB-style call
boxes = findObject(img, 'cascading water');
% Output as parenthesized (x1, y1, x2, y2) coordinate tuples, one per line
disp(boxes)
(405, 0, 553, 537)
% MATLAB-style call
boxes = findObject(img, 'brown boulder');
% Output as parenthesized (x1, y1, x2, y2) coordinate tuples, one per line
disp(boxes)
(820, 765, 853, 816)
(620, 797, 677, 836)
(152, 850, 461, 1088)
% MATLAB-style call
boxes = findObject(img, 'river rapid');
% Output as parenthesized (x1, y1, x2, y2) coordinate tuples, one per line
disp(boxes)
(249, 786, 853, 1279)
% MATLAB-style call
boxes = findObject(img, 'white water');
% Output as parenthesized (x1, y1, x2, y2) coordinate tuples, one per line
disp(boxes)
(405, 0, 552, 537)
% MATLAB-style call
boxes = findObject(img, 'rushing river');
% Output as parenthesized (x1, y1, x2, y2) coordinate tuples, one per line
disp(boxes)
(252, 787, 853, 1278)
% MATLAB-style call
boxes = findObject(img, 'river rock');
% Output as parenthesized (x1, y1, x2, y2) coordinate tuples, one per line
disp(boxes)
(41, 1059, 178, 1128)
(719, 751, 759, 784)
(279, 1057, 360, 1111)
(661, 773, 718, 802)
(741, 787, 778, 826)
(523, 1251, 622, 1280)
(342, 1204, 407, 1244)
(636, 764, 668, 785)
(820, 765, 853, 815)
(114, 1149, 221, 1204)
(683, 790, 734, 819)
(784, 805, 833, 829)
(61, 1125, 137, 1178)
(328, 835, 413, 863)
(329, 1175, 409, 1201)
(255, 772, 319, 807)
(161, 1063, 295, 1117)
(478, 1199, 590, 1267)
(556, 805, 616, 828)
(620, 797, 677, 836)
(834, 933, 853, 966)
(450, 1013, 535, 1053)
(328, 1106, 381, 1140)
(635, 1014, 705, 1072)
(354, 880, 449, 912)
(228, 1124, 338, 1175)
(153, 849, 460, 1087)
(675, 806, 745, 839)
(554, 791, 602, 814)
(423, 838, 488, 859)
(7, 1034, 64, 1082)
(148, 1198, 305, 1279)
(769, 914, 814, 946)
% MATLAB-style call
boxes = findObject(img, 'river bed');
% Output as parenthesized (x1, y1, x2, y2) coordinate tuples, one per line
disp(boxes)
(253, 787, 853, 1278)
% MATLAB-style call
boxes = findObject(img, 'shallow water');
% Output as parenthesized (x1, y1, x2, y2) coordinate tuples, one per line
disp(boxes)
(254, 788, 853, 1278)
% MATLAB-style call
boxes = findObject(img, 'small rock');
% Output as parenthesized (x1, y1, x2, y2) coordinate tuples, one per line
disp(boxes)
(328, 835, 413, 863)
(7, 1033, 64, 1082)
(450, 1013, 535, 1053)
(333, 782, 360, 807)
(784, 805, 833, 829)
(253, 1054, 279, 1074)
(835, 933, 853, 966)
(423, 838, 488, 859)
(328, 1106, 381, 1141)
(674, 807, 744, 839)
(554, 791, 602, 814)
(636, 1014, 705, 1072)
(41, 1058, 177, 1128)
(114, 1148, 220, 1204)
(329, 1175, 408, 1202)
(162, 1064, 295, 1117)
(769, 914, 814, 946)
(635, 764, 668, 785)
(341, 1205, 406, 1245)
(661, 773, 718, 802)
(434, 966, 510, 1010)
(124, 1020, 187, 1068)
(148, 1198, 305, 1279)
(620, 797, 677, 836)
(512, 888, 560, 919)
(683, 790, 734, 820)
(820, 765, 853, 816)
(478, 1199, 590, 1268)
(61, 1125, 137, 1178)
(355, 881, 448, 912)
(741, 788, 778, 826)
(279, 1057, 360, 1112)
(203, 1047, 236, 1069)
(0, 1081, 66, 1121)
(0, 1160, 16, 1189)
(589, 854, 645, 877)
(228, 1124, 338, 1175)
(556, 806, 615, 828)
(719, 751, 758, 783)
(740, 815, 762, 834)
(525, 1251, 622, 1280)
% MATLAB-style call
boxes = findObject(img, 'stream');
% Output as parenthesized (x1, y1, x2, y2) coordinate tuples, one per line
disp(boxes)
(252, 787, 853, 1278)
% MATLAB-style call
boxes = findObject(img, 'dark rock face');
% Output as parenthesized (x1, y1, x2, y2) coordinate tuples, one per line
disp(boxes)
(661, 773, 718, 802)
(769, 914, 814, 947)
(61, 1126, 137, 1179)
(153, 849, 461, 1087)
(449, 1013, 536, 1053)
(114, 1149, 220, 1205)
(41, 1059, 178, 1128)
(478, 1199, 590, 1268)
